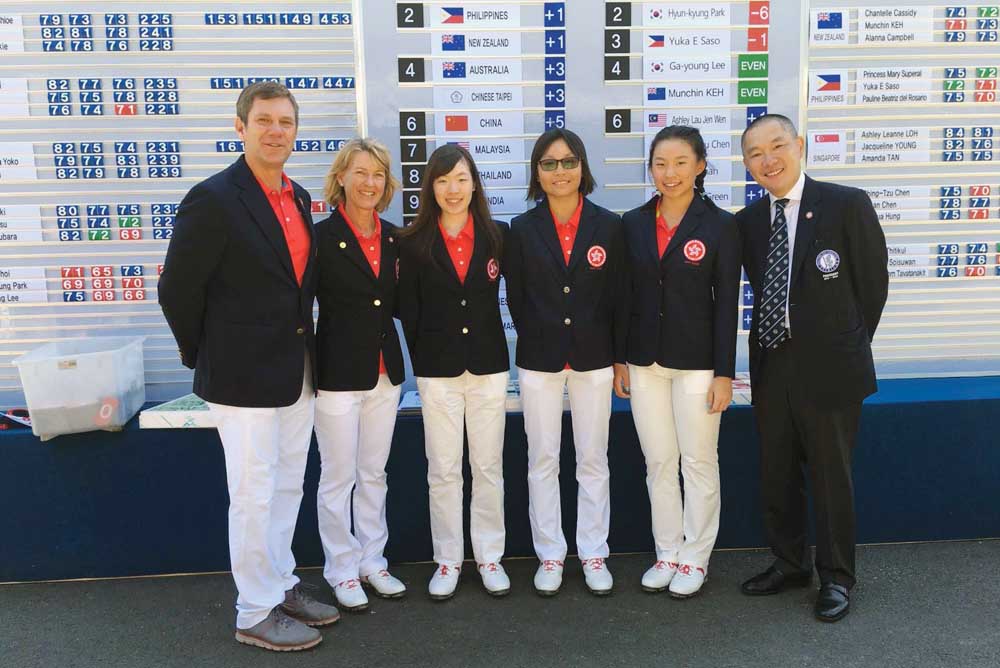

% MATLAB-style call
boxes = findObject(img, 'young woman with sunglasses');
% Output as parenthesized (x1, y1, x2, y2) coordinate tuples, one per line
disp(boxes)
(504, 129, 627, 596)
(617, 125, 740, 598)
(397, 144, 511, 600)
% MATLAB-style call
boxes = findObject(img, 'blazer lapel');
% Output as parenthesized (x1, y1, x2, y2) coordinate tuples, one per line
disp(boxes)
(567, 198, 599, 273)
(431, 229, 464, 289)
(464, 220, 491, 289)
(662, 195, 707, 260)
(233, 159, 296, 283)
(531, 201, 568, 271)
(636, 196, 660, 265)
(332, 215, 377, 282)
(790, 176, 821, 285)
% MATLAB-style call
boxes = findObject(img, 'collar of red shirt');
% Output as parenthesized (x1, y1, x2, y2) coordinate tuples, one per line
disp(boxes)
(549, 194, 583, 230)
(438, 213, 474, 242)
(338, 203, 381, 241)
(253, 171, 293, 198)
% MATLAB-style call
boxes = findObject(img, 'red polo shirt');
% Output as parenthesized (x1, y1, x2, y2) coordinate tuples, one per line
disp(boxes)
(339, 204, 386, 375)
(656, 207, 679, 258)
(551, 195, 583, 265)
(254, 172, 310, 286)
(439, 214, 475, 283)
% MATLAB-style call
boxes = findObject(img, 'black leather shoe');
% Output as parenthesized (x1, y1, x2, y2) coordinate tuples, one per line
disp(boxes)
(741, 566, 812, 596)
(815, 583, 850, 622)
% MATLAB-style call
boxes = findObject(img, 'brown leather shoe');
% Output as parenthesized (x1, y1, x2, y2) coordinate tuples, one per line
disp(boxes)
(234, 607, 322, 652)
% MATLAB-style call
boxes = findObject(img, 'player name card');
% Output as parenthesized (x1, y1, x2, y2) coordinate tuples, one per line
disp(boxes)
(477, 165, 527, 188)
(809, 70, 848, 106)
(644, 55, 731, 81)
(646, 83, 731, 107)
(0, 204, 42, 230)
(433, 85, 524, 110)
(857, 7, 932, 45)
(0, 143, 37, 182)
(646, 110, 731, 134)
(430, 4, 520, 29)
(431, 32, 522, 56)
(886, 266, 931, 278)
(643, 3, 731, 26)
(0, 78, 29, 117)
(810, 9, 848, 45)
(865, 186, 932, 222)
(0, 267, 47, 304)
(858, 67, 931, 105)
(0, 14, 25, 53)
(807, 130, 847, 166)
(439, 138, 526, 162)
(887, 244, 935, 267)
(856, 127, 930, 164)
(433, 58, 523, 83)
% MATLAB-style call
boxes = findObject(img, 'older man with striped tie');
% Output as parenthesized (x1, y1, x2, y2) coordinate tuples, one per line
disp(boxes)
(735, 114, 888, 623)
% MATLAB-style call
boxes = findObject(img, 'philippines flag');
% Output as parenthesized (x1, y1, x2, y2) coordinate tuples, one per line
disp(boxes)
(814, 132, 841, 143)
(648, 113, 667, 127)
(442, 61, 466, 78)
(816, 73, 841, 91)
(647, 87, 666, 101)
(441, 34, 466, 51)
(441, 7, 464, 24)
(648, 35, 665, 48)
(816, 11, 843, 29)
(445, 115, 469, 132)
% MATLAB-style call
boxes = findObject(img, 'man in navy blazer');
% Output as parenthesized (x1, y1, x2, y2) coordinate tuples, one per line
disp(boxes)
(159, 82, 337, 651)
(736, 114, 888, 622)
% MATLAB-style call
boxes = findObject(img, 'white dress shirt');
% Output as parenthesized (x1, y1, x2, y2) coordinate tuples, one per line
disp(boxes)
(767, 171, 806, 332)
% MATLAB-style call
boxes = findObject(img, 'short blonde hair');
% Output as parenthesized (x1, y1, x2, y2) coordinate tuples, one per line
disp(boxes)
(322, 138, 399, 212)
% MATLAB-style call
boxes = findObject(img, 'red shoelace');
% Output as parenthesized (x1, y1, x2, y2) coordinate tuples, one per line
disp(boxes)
(677, 564, 705, 576)
(654, 560, 679, 571)
(582, 558, 606, 571)
(542, 560, 563, 572)
(480, 562, 499, 573)
(339, 578, 360, 590)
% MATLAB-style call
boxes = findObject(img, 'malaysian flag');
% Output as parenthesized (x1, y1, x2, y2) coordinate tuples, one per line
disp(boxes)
(448, 141, 471, 150)
(648, 113, 667, 128)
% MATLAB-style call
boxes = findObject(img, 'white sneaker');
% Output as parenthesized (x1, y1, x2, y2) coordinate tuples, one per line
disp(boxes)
(533, 560, 564, 596)
(582, 558, 613, 595)
(361, 569, 407, 599)
(428, 562, 461, 600)
(669, 564, 707, 599)
(478, 562, 511, 596)
(641, 560, 679, 593)
(333, 579, 369, 612)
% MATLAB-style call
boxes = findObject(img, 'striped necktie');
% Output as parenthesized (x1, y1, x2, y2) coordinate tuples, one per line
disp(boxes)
(758, 198, 790, 349)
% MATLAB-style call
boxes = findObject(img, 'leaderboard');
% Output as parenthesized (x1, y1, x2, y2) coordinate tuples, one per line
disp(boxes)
(804, 2, 1000, 374)
(602, 1, 772, 210)
(395, 2, 569, 223)
(0, 3, 361, 400)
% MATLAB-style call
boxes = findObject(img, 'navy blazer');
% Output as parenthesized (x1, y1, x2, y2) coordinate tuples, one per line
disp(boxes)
(397, 220, 510, 378)
(159, 156, 317, 407)
(737, 175, 889, 404)
(622, 194, 741, 378)
(504, 197, 627, 372)
(314, 210, 404, 391)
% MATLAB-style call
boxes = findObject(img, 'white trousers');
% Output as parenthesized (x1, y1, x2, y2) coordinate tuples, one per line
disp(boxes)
(314, 374, 401, 586)
(417, 371, 508, 565)
(518, 366, 614, 561)
(628, 363, 721, 568)
(207, 360, 315, 630)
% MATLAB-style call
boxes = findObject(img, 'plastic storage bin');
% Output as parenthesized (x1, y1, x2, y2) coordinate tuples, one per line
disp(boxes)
(13, 336, 146, 441)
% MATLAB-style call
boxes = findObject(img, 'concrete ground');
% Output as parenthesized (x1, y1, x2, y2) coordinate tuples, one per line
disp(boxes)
(2, 540, 998, 668)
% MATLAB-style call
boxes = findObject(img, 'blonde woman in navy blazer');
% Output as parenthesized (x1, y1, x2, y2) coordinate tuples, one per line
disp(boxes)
(617, 125, 740, 599)
(313, 138, 407, 611)
(397, 144, 511, 601)
(505, 129, 627, 596)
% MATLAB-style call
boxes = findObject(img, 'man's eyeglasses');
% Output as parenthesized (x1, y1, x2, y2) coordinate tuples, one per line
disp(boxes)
(538, 157, 580, 171)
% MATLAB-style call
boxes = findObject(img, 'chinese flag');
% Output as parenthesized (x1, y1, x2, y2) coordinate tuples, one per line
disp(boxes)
(445, 115, 469, 132)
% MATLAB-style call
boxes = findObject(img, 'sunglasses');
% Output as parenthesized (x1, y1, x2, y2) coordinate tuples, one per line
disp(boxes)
(538, 157, 580, 171)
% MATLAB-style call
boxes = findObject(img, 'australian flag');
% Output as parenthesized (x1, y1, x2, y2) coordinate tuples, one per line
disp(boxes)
(816, 11, 843, 29)
(442, 61, 466, 79)
(441, 34, 465, 51)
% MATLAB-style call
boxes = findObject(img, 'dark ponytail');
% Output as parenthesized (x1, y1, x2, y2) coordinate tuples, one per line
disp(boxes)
(648, 125, 719, 211)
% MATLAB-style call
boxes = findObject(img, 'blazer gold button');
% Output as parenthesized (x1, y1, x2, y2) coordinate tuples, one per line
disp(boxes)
(564, 317, 571, 326)
(563, 286, 571, 294)
(339, 241, 347, 249)
(462, 327, 469, 334)
(374, 299, 382, 306)
(296, 327, 305, 334)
